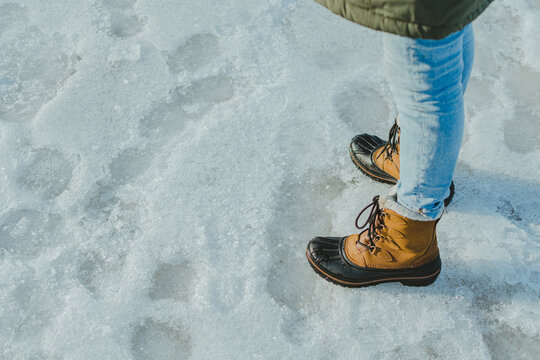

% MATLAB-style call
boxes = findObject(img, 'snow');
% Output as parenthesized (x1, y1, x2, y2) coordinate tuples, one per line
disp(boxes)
(1, 0, 539, 358)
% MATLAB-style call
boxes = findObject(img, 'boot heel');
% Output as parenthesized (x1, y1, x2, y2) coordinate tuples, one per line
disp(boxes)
(400, 274, 439, 287)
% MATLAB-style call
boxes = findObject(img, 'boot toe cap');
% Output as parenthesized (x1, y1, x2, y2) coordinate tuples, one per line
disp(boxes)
(307, 237, 341, 262)
(307, 236, 357, 282)
(350, 134, 385, 157)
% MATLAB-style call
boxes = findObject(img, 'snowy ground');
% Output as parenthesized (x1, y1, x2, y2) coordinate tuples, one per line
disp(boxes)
(1, 0, 539, 358)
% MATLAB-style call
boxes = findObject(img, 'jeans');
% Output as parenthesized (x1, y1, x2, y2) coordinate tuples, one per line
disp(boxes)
(382, 24, 474, 219)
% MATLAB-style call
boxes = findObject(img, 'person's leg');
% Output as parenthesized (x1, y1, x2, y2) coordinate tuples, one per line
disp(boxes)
(306, 25, 476, 288)
(383, 27, 469, 219)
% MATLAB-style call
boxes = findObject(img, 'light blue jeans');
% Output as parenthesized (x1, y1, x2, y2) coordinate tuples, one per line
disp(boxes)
(382, 24, 474, 219)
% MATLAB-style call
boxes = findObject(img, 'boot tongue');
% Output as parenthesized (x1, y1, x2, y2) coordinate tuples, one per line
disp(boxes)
(354, 225, 395, 262)
(355, 211, 384, 250)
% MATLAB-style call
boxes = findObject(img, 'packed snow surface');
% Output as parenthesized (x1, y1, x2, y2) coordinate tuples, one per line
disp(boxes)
(1, 0, 539, 359)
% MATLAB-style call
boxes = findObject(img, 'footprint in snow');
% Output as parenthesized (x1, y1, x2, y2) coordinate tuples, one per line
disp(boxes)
(101, 0, 145, 38)
(148, 261, 195, 302)
(333, 78, 393, 134)
(167, 33, 221, 73)
(132, 318, 191, 360)
(77, 250, 126, 294)
(16, 147, 74, 200)
(265, 171, 348, 344)
(108, 146, 156, 186)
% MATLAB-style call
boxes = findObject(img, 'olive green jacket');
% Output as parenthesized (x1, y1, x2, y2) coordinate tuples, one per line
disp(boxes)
(315, 0, 494, 39)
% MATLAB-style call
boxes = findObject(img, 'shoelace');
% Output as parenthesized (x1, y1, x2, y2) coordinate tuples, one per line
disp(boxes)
(376, 120, 400, 160)
(355, 196, 386, 252)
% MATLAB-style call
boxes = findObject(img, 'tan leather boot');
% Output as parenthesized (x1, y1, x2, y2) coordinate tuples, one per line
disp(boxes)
(349, 120, 400, 184)
(306, 195, 441, 287)
(349, 119, 454, 206)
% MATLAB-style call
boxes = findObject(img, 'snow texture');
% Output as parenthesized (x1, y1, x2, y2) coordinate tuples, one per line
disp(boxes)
(0, 0, 539, 359)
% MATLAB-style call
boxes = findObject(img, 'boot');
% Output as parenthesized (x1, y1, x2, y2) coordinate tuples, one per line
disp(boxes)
(306, 195, 441, 288)
(349, 119, 454, 206)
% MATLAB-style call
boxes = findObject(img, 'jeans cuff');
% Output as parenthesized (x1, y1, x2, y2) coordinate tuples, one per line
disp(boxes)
(380, 192, 443, 221)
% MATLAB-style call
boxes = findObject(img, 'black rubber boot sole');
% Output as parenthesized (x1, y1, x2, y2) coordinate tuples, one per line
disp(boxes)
(349, 135, 455, 207)
(306, 236, 441, 288)
(307, 249, 441, 288)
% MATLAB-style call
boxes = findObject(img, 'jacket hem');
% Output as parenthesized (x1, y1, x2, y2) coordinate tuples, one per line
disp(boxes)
(315, 0, 494, 39)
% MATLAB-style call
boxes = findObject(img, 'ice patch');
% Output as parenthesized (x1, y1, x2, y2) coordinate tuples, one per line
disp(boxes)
(265, 172, 347, 310)
(208, 275, 246, 313)
(179, 75, 236, 115)
(0, 209, 61, 256)
(265, 171, 349, 344)
(84, 183, 118, 217)
(1, 273, 63, 358)
(132, 319, 191, 360)
(109, 147, 155, 185)
(0, 3, 27, 34)
(16, 148, 74, 199)
(167, 33, 220, 73)
(101, 0, 145, 38)
(31, 42, 170, 156)
(109, 12, 145, 38)
(0, 3, 78, 122)
(139, 93, 189, 141)
(148, 261, 194, 301)
(77, 250, 126, 293)
(333, 77, 394, 134)
(503, 66, 540, 154)
(484, 324, 540, 360)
